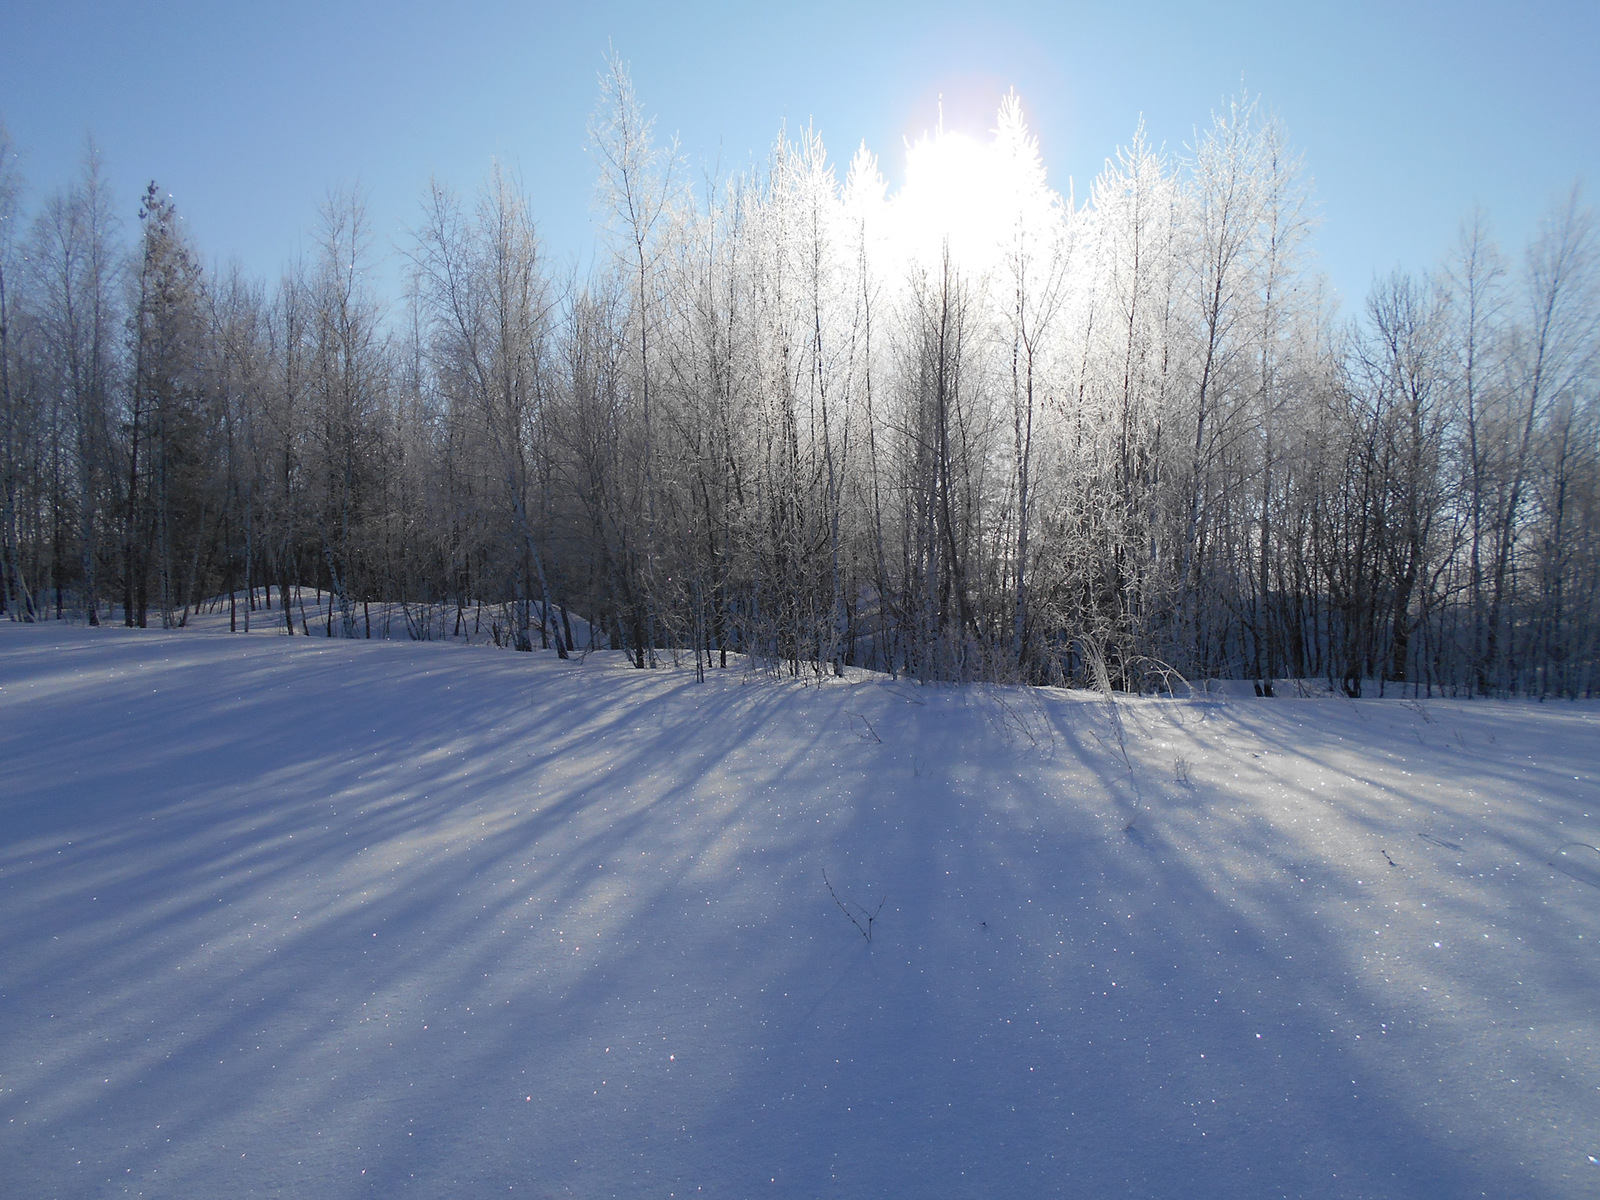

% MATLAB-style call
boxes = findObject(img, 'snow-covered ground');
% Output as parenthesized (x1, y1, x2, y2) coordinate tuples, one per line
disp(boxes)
(1, 622, 1597, 1198)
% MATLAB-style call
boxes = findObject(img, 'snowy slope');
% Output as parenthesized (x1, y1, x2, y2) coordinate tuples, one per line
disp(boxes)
(1, 623, 1597, 1198)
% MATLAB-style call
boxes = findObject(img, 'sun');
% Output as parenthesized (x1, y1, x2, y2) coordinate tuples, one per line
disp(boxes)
(896, 129, 1004, 272)
(888, 99, 1063, 278)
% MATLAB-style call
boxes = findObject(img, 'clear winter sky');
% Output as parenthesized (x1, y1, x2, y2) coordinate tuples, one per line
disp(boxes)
(2, 1, 1596, 313)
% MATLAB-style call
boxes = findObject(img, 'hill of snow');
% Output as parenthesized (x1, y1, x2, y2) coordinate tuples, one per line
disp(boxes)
(1, 623, 1597, 1197)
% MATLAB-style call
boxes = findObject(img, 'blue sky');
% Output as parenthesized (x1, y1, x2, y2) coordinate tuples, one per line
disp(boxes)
(2, 1, 1595, 311)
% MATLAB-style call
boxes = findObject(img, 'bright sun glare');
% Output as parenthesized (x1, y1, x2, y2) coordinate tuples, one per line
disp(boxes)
(888, 102, 1060, 277)
(897, 131, 1005, 272)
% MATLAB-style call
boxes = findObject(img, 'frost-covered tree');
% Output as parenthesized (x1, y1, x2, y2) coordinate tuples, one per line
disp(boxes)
(2, 82, 1594, 695)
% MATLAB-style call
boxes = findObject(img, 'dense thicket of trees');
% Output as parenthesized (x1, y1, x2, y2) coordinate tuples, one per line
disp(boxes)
(1, 77, 1596, 697)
